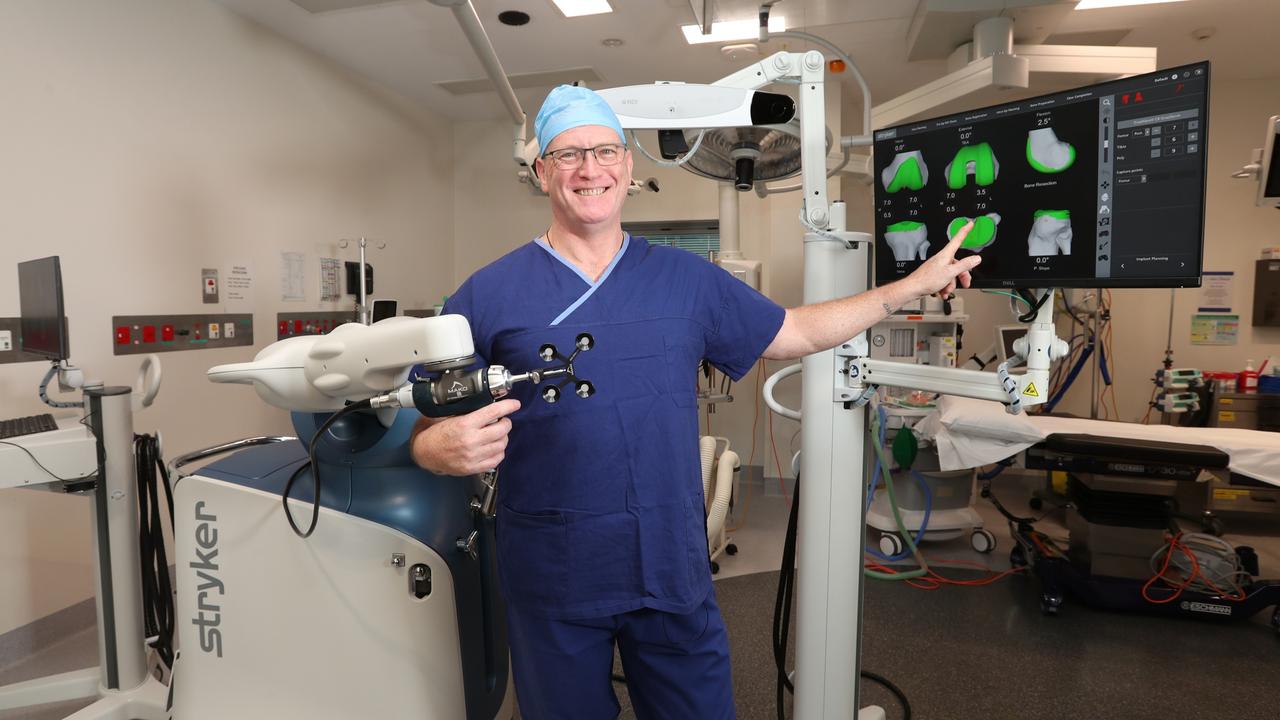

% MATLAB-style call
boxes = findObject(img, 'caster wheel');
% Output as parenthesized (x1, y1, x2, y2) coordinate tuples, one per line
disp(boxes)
(879, 533, 905, 557)
(1204, 516, 1226, 538)
(1270, 608, 1280, 636)
(970, 528, 997, 554)
(1029, 497, 1044, 511)
(1010, 544, 1027, 568)
(1040, 595, 1062, 616)
(726, 543, 738, 556)
(710, 561, 720, 575)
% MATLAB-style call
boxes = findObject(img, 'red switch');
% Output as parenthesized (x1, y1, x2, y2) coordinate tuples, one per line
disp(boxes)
(142, 326, 156, 343)
(293, 320, 303, 334)
(194, 325, 202, 340)
(161, 324, 175, 342)
(278, 320, 288, 336)
(115, 326, 131, 345)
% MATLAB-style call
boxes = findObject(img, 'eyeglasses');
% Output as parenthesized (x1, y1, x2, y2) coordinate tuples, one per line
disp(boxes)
(543, 143, 626, 170)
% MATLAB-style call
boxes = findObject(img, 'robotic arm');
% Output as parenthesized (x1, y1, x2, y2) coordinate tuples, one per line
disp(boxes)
(207, 315, 539, 418)
(208, 315, 595, 419)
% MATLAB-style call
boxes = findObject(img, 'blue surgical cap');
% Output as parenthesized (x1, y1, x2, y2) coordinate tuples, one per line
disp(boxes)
(534, 85, 626, 156)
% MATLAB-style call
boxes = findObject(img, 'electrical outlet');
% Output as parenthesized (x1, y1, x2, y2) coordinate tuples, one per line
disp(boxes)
(0, 330, 10, 352)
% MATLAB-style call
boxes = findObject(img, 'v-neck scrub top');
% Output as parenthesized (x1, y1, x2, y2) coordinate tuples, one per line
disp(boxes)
(443, 235, 785, 620)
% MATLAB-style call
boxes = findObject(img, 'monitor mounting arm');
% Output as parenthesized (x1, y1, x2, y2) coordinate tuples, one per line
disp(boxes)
(851, 290, 1066, 412)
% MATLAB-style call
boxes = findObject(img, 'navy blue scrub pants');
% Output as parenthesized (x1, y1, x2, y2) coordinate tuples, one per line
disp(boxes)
(506, 589, 735, 719)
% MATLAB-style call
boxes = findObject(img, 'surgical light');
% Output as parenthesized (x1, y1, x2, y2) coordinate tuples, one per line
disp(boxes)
(1074, 0, 1189, 9)
(550, 0, 612, 18)
(681, 15, 785, 45)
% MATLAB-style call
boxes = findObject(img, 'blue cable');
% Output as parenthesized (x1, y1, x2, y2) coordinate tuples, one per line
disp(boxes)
(977, 463, 1007, 481)
(1098, 337, 1112, 386)
(1045, 344, 1094, 413)
(865, 406, 934, 562)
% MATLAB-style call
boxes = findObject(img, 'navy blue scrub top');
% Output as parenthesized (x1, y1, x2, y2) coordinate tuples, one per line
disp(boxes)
(442, 235, 785, 620)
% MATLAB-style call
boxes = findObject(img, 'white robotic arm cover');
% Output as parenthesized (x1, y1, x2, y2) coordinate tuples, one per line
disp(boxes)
(207, 316, 476, 412)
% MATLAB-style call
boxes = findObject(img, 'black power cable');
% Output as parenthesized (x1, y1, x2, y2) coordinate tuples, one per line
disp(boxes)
(1016, 288, 1052, 323)
(772, 475, 913, 720)
(134, 433, 175, 670)
(282, 400, 372, 539)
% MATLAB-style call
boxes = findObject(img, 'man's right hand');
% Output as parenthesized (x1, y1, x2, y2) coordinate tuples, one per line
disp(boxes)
(410, 398, 521, 476)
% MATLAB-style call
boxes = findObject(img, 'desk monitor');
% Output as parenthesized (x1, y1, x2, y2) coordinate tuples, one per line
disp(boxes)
(996, 325, 1024, 364)
(874, 61, 1210, 289)
(18, 256, 70, 361)
(1259, 114, 1280, 207)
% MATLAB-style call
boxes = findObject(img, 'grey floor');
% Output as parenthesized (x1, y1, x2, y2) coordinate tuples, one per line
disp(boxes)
(5, 474, 1279, 720)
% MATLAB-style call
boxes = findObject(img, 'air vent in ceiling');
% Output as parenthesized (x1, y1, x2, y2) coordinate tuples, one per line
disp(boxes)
(1043, 29, 1134, 46)
(437, 67, 603, 95)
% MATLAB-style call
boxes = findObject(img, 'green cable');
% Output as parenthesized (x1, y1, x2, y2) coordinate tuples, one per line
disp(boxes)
(981, 289, 1032, 307)
(865, 409, 929, 581)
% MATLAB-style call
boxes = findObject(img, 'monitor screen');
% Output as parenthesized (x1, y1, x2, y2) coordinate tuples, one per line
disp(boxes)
(18, 256, 70, 361)
(997, 325, 1024, 364)
(1261, 115, 1280, 204)
(873, 61, 1210, 289)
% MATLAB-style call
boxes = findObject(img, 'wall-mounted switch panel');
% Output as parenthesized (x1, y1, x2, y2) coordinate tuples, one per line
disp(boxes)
(276, 311, 357, 341)
(0, 317, 57, 364)
(112, 314, 253, 355)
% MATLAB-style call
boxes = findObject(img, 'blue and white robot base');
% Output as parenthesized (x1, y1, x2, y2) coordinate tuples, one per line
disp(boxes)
(171, 410, 513, 720)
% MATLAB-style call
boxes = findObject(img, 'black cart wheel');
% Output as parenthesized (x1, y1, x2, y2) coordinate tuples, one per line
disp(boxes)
(1204, 515, 1226, 538)
(1040, 594, 1062, 616)
(725, 543, 738, 556)
(710, 561, 720, 575)
(1010, 544, 1028, 568)
(1270, 607, 1280, 636)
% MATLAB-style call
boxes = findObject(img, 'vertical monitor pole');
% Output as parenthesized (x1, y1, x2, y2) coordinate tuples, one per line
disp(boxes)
(791, 51, 871, 720)
(85, 386, 149, 694)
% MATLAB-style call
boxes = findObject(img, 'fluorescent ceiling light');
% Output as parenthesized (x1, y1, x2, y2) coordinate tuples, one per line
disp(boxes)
(550, 0, 613, 17)
(682, 16, 786, 45)
(1075, 0, 1189, 9)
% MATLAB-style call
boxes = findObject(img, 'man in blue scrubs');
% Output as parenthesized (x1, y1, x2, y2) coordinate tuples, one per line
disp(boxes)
(411, 85, 980, 719)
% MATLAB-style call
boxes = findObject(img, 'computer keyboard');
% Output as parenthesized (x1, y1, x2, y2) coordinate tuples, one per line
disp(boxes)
(0, 413, 59, 440)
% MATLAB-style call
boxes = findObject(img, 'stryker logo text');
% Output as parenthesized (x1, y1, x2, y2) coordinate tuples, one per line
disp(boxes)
(191, 501, 225, 657)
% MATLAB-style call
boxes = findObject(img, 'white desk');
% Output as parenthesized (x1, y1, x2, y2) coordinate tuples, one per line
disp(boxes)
(0, 415, 97, 490)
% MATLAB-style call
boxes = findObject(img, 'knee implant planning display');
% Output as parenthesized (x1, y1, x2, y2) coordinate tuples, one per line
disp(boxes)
(873, 61, 1211, 289)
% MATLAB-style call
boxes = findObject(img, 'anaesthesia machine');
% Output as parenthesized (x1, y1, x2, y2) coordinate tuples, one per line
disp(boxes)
(169, 315, 592, 719)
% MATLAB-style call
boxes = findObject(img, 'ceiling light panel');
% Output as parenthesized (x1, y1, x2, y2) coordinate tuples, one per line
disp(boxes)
(550, 0, 613, 17)
(682, 16, 786, 45)
(1074, 0, 1189, 9)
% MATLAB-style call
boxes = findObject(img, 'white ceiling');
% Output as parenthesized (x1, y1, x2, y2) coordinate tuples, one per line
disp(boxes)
(210, 0, 1280, 123)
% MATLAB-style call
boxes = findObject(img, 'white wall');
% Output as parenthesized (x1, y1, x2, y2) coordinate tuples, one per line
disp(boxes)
(961, 77, 1280, 421)
(0, 0, 454, 636)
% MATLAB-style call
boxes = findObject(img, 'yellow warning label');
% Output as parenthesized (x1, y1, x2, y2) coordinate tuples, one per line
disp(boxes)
(1220, 397, 1234, 406)
(1219, 411, 1236, 423)
(1213, 489, 1248, 501)
(1023, 382, 1040, 398)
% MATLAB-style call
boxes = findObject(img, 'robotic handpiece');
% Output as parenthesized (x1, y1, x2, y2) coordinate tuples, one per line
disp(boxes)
(209, 315, 595, 419)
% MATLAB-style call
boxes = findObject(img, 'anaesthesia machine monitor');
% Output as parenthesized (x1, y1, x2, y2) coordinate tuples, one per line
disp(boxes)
(874, 61, 1210, 289)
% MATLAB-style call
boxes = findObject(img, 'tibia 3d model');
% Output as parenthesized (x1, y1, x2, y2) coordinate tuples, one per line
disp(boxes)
(885, 221, 930, 261)
(1028, 209, 1073, 256)
(1026, 127, 1076, 173)
(945, 143, 998, 189)
(947, 213, 1001, 252)
(882, 151, 928, 193)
